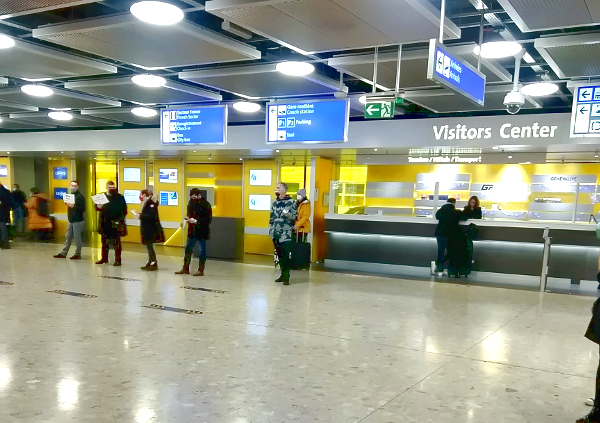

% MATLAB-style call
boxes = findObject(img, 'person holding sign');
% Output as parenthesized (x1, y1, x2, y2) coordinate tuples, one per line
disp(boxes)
(175, 188, 212, 276)
(95, 181, 127, 266)
(269, 182, 298, 285)
(131, 189, 164, 271)
(53, 180, 86, 260)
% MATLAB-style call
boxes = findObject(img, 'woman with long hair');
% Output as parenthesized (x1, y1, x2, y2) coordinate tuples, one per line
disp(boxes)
(132, 189, 164, 271)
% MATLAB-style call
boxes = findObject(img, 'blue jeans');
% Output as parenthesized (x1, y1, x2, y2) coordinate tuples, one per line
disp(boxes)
(436, 235, 448, 267)
(186, 236, 206, 260)
(12, 207, 25, 234)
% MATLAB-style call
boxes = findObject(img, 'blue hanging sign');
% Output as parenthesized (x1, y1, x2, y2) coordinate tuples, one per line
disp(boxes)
(161, 105, 227, 145)
(427, 39, 486, 106)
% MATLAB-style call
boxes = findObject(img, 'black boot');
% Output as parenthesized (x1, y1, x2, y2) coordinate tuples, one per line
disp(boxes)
(193, 259, 205, 277)
(577, 407, 600, 423)
(141, 261, 151, 271)
(175, 252, 192, 275)
(147, 261, 158, 271)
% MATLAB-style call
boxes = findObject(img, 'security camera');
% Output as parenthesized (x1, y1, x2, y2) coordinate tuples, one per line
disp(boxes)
(334, 91, 347, 99)
(504, 90, 525, 115)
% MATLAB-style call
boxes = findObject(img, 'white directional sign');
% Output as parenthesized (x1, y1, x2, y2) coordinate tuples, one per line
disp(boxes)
(571, 85, 600, 138)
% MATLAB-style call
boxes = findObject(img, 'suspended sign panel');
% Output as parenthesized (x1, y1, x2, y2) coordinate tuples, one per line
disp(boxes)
(427, 39, 486, 106)
(570, 85, 600, 138)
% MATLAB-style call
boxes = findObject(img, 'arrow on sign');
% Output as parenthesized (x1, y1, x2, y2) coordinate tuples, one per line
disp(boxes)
(580, 106, 589, 115)
(582, 90, 591, 99)
(366, 104, 380, 116)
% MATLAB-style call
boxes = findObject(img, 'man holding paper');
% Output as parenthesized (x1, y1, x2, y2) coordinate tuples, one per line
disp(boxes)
(53, 180, 86, 259)
(95, 181, 127, 266)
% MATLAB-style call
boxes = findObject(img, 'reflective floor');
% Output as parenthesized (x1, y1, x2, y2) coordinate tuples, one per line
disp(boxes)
(0, 240, 598, 422)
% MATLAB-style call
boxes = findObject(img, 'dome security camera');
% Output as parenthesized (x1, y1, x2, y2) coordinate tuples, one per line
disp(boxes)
(504, 90, 525, 115)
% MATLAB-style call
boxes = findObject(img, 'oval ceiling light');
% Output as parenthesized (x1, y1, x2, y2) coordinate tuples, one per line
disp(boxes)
(358, 95, 367, 105)
(130, 1, 184, 25)
(473, 41, 522, 59)
(232, 101, 261, 113)
(521, 82, 559, 97)
(131, 74, 166, 88)
(48, 111, 73, 121)
(276, 61, 315, 77)
(131, 107, 157, 117)
(0, 34, 15, 49)
(21, 84, 53, 97)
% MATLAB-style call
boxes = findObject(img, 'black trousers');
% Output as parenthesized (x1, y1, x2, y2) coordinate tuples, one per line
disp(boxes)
(101, 233, 122, 262)
(595, 347, 600, 403)
(145, 243, 156, 263)
(272, 239, 290, 278)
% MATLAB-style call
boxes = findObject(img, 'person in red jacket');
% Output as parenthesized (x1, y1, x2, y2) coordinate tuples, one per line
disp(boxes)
(175, 188, 212, 276)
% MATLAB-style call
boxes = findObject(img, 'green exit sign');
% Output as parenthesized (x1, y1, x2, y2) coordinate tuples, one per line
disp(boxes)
(365, 100, 395, 119)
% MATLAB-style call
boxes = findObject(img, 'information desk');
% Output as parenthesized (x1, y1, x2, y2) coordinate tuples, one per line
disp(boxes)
(325, 214, 599, 290)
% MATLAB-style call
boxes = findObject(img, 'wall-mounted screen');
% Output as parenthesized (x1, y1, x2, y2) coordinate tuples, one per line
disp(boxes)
(123, 168, 141, 182)
(161, 105, 227, 145)
(0, 165, 7, 177)
(123, 190, 141, 204)
(249, 194, 271, 211)
(267, 99, 349, 144)
(249, 169, 272, 186)
(160, 191, 179, 206)
(53, 167, 68, 180)
(159, 168, 178, 184)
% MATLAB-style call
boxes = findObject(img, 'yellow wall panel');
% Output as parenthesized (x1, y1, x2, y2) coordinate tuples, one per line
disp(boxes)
(119, 160, 146, 244)
(244, 160, 278, 255)
(155, 160, 184, 247)
(0, 157, 12, 188)
(185, 163, 243, 217)
(48, 159, 72, 215)
(244, 234, 274, 255)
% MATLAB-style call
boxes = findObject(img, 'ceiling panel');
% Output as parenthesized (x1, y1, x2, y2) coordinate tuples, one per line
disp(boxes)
(33, 14, 262, 70)
(0, 86, 120, 109)
(535, 33, 600, 79)
(0, 36, 117, 80)
(0, 117, 56, 130)
(0, 100, 38, 113)
(64, 77, 222, 105)
(0, 0, 97, 19)
(80, 108, 160, 125)
(328, 44, 511, 91)
(205, 0, 460, 54)
(9, 111, 122, 128)
(497, 0, 600, 32)
(179, 64, 345, 99)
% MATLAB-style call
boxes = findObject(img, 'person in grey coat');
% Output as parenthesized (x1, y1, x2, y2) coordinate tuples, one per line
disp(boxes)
(269, 182, 297, 285)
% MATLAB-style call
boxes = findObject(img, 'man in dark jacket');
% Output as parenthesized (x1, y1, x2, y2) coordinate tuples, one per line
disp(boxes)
(96, 181, 127, 266)
(269, 182, 298, 285)
(54, 180, 86, 260)
(11, 184, 27, 235)
(434, 198, 461, 272)
(578, 298, 600, 423)
(175, 188, 212, 276)
(0, 182, 11, 249)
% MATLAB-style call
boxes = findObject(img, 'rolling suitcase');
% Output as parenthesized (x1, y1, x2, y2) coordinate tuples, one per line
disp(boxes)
(281, 232, 311, 270)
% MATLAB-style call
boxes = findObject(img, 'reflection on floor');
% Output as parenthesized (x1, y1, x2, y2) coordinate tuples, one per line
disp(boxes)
(0, 239, 598, 422)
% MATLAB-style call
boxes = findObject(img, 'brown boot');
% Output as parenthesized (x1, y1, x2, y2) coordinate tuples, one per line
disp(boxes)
(193, 259, 205, 277)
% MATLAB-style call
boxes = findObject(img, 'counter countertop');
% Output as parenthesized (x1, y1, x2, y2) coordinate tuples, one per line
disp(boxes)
(325, 213, 596, 232)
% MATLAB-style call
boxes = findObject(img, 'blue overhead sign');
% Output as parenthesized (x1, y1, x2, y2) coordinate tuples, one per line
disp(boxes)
(266, 99, 349, 144)
(570, 85, 600, 138)
(161, 105, 227, 145)
(427, 39, 486, 106)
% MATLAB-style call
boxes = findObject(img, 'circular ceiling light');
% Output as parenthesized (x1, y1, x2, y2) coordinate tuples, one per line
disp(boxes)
(0, 117, 3, 123)
(131, 74, 166, 88)
(276, 61, 315, 77)
(358, 95, 367, 105)
(0, 34, 15, 49)
(131, 107, 157, 117)
(473, 41, 522, 59)
(130, 1, 184, 25)
(21, 84, 53, 97)
(48, 111, 73, 121)
(232, 101, 261, 113)
(521, 82, 559, 97)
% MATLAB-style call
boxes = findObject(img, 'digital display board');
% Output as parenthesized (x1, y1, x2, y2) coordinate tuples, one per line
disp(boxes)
(249, 194, 271, 211)
(123, 168, 141, 182)
(249, 169, 272, 186)
(53, 167, 68, 180)
(160, 191, 179, 206)
(123, 190, 141, 204)
(267, 99, 349, 144)
(161, 105, 227, 145)
(159, 168, 178, 184)
(54, 187, 68, 200)
(0, 165, 7, 177)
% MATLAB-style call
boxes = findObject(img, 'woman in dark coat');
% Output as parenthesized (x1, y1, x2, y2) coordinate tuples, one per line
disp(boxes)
(463, 196, 483, 220)
(133, 189, 164, 271)
(578, 298, 600, 423)
(175, 188, 212, 276)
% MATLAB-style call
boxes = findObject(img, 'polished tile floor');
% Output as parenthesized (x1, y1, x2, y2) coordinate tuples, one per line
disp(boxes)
(0, 240, 598, 422)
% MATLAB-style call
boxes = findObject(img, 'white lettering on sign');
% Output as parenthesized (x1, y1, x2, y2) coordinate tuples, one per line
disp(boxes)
(408, 156, 482, 164)
(433, 123, 558, 140)
(550, 176, 577, 182)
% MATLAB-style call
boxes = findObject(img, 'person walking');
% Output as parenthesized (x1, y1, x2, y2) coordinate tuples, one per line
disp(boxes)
(133, 189, 164, 271)
(294, 188, 311, 242)
(53, 180, 86, 260)
(269, 182, 297, 285)
(10, 184, 27, 236)
(26, 188, 53, 241)
(433, 198, 461, 273)
(0, 182, 10, 249)
(95, 181, 127, 266)
(577, 299, 600, 423)
(175, 188, 212, 276)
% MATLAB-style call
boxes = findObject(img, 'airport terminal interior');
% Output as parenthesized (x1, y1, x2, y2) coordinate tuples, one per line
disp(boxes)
(2, 0, 600, 422)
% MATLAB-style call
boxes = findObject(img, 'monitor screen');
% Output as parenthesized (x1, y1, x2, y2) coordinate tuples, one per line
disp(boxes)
(249, 194, 271, 211)
(160, 191, 179, 206)
(159, 168, 178, 184)
(0, 165, 7, 177)
(54, 187, 68, 200)
(161, 105, 227, 145)
(249, 169, 272, 186)
(53, 167, 68, 180)
(123, 190, 141, 204)
(123, 168, 141, 182)
(267, 99, 349, 144)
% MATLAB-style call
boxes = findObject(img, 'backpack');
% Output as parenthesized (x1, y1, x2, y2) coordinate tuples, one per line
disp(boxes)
(37, 196, 49, 217)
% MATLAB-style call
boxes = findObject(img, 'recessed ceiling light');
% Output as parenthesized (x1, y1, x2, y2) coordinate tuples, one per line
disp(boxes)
(474, 41, 522, 59)
(0, 117, 3, 123)
(48, 111, 73, 121)
(122, 150, 127, 154)
(131, 107, 157, 117)
(508, 154, 513, 159)
(130, 1, 184, 25)
(359, 95, 367, 105)
(521, 82, 559, 97)
(239, 158, 243, 161)
(49, 107, 71, 111)
(208, 157, 212, 160)
(21, 85, 53, 97)
(0, 34, 15, 49)
(193, 150, 196, 153)
(233, 101, 261, 113)
(374, 148, 378, 151)
(276, 61, 315, 77)
(492, 146, 499, 150)
(276, 149, 280, 152)
(131, 74, 166, 88)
